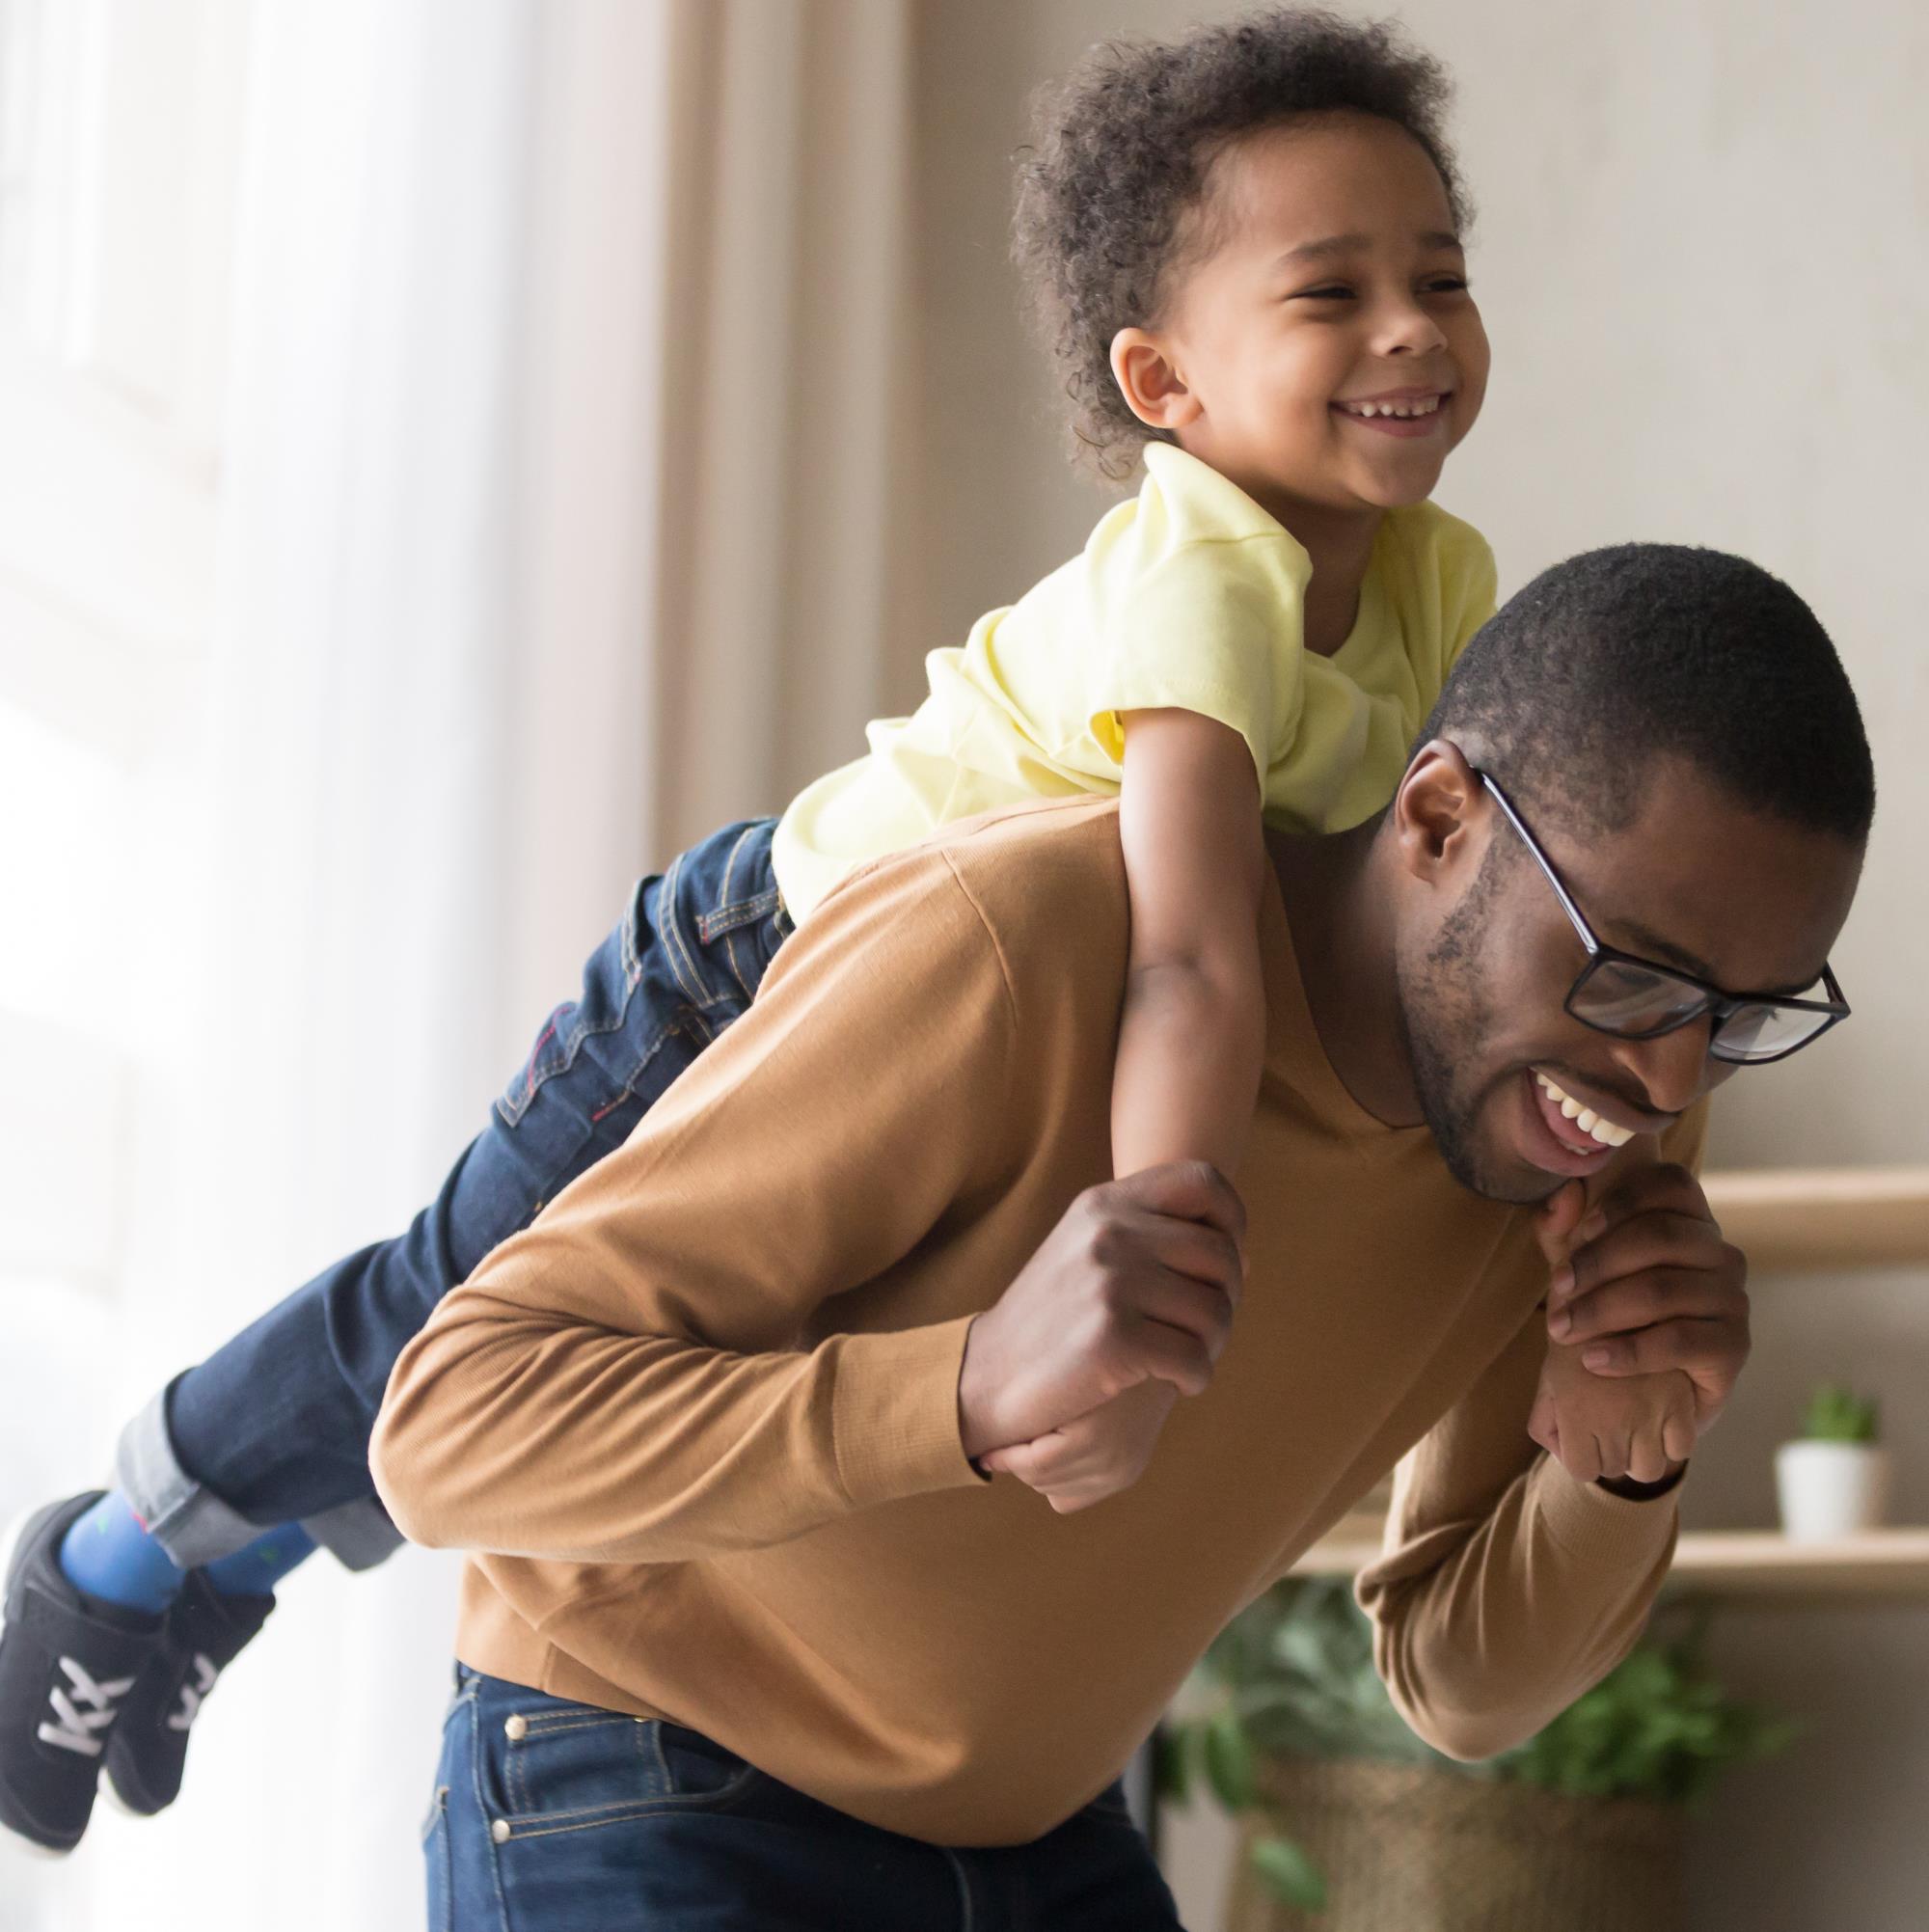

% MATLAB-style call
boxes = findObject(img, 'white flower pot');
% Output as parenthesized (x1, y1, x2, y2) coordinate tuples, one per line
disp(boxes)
(1774, 1440, 1890, 1542)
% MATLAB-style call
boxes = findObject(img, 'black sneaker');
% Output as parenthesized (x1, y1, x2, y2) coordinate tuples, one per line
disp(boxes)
(102, 1568, 274, 1817)
(0, 1491, 166, 1856)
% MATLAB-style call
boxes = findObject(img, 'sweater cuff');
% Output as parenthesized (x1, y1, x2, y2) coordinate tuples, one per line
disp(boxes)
(1535, 1457, 1683, 1571)
(831, 1316, 989, 1509)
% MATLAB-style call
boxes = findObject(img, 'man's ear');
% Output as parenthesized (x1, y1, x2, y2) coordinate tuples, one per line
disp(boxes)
(1393, 739, 1487, 884)
(1109, 328, 1203, 432)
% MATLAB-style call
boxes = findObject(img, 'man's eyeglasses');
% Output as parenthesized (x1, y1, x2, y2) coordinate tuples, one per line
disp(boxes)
(1477, 772, 1850, 1066)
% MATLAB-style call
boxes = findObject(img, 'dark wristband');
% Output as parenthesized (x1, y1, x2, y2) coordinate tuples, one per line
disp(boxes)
(1596, 1462, 1688, 1503)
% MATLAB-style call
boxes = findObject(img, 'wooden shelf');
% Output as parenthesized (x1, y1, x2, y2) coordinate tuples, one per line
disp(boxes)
(1701, 1165, 1929, 1273)
(1664, 1529, 1929, 1599)
(1289, 1527, 1929, 1600)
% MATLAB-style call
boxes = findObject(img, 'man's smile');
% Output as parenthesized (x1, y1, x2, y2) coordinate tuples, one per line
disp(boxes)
(1514, 1069, 1622, 1179)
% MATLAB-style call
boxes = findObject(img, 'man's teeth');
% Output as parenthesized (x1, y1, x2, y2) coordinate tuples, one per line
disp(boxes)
(1341, 395, 1443, 419)
(1535, 1074, 1635, 1149)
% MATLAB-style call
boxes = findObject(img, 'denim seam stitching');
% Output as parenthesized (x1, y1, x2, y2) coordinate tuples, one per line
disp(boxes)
(696, 824, 779, 952)
(513, 1716, 638, 1737)
(499, 997, 697, 1167)
(494, 1774, 767, 1837)
(468, 1684, 512, 1931)
(499, 870, 653, 1125)
(720, 850, 774, 993)
(501, 960, 657, 1126)
(619, 878, 647, 984)
(697, 885, 780, 942)
(659, 849, 728, 1012)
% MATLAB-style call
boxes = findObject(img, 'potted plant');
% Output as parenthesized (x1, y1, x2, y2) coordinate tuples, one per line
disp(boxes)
(1157, 1578, 1795, 1931)
(1775, 1382, 1888, 1542)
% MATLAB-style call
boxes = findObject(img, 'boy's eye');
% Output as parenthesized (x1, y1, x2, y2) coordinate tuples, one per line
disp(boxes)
(1425, 277, 1471, 294)
(1291, 285, 1354, 302)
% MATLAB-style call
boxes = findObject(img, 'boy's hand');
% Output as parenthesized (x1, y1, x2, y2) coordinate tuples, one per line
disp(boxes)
(1527, 1338, 1696, 1484)
(1533, 1166, 1752, 1475)
(958, 1161, 1245, 1510)
(978, 1379, 1178, 1513)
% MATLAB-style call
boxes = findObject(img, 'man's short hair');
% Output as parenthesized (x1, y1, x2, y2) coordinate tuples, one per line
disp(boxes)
(1422, 543, 1875, 842)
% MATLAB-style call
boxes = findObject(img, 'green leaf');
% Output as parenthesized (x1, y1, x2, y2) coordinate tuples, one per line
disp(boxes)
(1251, 1835, 1327, 1911)
(1801, 1381, 1880, 1442)
(1272, 1623, 1333, 1678)
(1204, 1707, 1259, 1812)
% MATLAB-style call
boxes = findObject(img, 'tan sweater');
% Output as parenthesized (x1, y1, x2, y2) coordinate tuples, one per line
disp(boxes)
(371, 798, 1699, 1847)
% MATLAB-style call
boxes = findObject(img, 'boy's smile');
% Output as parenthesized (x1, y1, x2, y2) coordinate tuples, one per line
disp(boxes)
(1332, 386, 1454, 437)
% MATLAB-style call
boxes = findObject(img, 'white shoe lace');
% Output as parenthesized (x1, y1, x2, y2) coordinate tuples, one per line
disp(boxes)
(166, 1653, 219, 1733)
(38, 1657, 137, 1757)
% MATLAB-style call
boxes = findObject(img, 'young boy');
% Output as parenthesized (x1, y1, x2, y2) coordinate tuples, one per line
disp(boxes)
(0, 7, 1689, 1857)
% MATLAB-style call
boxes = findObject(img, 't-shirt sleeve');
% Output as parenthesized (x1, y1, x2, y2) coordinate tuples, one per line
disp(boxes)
(1350, 1103, 1710, 1760)
(1085, 535, 1312, 794)
(369, 848, 1019, 1565)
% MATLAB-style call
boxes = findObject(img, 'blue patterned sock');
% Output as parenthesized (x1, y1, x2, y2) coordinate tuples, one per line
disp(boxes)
(59, 1491, 185, 1615)
(201, 1523, 316, 1598)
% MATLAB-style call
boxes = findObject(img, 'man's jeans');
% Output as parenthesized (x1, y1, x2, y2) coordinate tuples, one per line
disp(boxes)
(425, 1670, 1184, 1932)
(116, 819, 792, 1570)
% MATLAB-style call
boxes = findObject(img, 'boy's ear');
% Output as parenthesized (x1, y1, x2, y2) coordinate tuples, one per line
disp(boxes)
(1109, 328, 1203, 432)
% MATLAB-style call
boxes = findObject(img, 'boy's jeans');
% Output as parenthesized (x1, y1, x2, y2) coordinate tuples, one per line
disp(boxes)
(116, 819, 792, 1571)
(425, 1669, 1184, 1932)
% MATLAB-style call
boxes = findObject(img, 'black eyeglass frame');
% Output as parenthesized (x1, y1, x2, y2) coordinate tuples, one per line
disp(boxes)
(1475, 772, 1850, 1067)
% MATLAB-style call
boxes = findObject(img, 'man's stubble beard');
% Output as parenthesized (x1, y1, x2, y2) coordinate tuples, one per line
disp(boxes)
(1395, 846, 1555, 1207)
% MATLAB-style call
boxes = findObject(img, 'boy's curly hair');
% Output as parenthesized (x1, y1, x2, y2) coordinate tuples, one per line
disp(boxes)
(1012, 9, 1469, 481)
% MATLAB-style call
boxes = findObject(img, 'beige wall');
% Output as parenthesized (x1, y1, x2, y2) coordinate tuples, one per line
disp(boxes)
(905, 3, 1929, 1925)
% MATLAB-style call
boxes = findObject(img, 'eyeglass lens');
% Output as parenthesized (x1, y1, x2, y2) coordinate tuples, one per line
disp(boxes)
(1568, 959, 1834, 1063)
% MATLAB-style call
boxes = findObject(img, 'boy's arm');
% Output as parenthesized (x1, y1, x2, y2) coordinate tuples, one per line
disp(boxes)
(1112, 708, 1268, 1181)
(369, 851, 1018, 1565)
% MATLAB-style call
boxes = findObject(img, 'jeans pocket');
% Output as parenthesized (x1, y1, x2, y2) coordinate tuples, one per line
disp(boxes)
(649, 1721, 767, 1809)
(481, 1694, 763, 1837)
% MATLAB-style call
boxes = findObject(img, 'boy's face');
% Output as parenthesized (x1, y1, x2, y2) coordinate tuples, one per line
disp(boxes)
(1151, 112, 1489, 519)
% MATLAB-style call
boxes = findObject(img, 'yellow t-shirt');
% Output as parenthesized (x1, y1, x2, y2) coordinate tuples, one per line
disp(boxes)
(772, 442, 1498, 921)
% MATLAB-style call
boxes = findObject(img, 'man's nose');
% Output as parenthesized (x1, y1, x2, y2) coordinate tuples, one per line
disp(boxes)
(1607, 1014, 1719, 1120)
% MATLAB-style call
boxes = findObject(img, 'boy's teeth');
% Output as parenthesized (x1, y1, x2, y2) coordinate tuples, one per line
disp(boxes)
(1347, 395, 1441, 419)
(1534, 1073, 1635, 1149)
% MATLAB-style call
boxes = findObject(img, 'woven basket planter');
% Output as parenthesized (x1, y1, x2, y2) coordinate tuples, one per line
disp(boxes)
(1225, 1758, 1684, 1932)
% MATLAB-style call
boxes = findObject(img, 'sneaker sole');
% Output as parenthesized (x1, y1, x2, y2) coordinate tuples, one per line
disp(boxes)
(98, 1766, 148, 1819)
(0, 1509, 78, 1859)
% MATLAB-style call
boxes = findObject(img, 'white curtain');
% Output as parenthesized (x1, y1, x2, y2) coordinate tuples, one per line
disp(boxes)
(72, 5, 545, 1927)
(10, 4, 920, 1929)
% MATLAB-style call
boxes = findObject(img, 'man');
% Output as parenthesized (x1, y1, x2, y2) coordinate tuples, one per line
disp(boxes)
(372, 544, 1870, 1929)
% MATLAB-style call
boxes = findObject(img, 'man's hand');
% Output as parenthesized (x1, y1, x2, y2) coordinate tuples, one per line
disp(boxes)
(959, 1161, 1245, 1513)
(1538, 1162, 1751, 1458)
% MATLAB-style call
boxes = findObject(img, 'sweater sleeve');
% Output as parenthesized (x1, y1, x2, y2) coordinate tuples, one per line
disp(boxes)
(368, 848, 1015, 1565)
(1351, 1105, 1710, 1760)
(1350, 1312, 1681, 1761)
